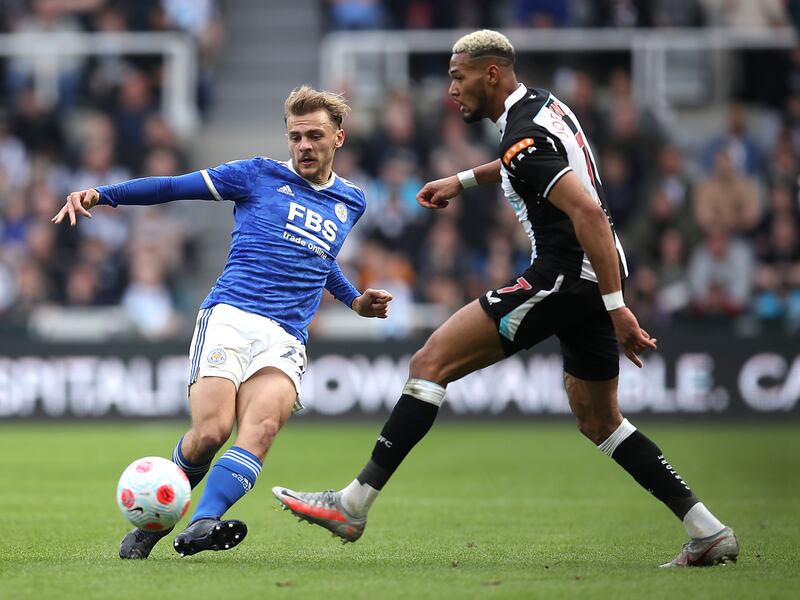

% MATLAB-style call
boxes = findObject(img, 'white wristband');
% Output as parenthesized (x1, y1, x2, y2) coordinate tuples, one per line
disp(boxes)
(602, 290, 625, 311)
(457, 169, 477, 189)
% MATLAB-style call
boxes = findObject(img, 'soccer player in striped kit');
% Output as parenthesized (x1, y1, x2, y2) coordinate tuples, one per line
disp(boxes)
(53, 86, 392, 558)
(273, 31, 739, 568)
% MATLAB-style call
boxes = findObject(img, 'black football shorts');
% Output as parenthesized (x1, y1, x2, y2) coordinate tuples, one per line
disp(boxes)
(478, 265, 620, 381)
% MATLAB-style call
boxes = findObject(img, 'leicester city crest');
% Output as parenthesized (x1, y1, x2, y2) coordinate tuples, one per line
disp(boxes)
(206, 347, 227, 365)
(335, 202, 348, 223)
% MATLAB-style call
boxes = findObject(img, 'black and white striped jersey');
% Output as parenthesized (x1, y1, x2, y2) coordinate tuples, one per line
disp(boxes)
(495, 84, 628, 282)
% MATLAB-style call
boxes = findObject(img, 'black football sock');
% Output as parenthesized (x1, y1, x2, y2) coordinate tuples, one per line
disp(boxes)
(598, 419, 699, 519)
(356, 379, 445, 490)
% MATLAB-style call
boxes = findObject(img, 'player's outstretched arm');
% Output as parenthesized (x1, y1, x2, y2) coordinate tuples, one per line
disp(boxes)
(52, 172, 216, 227)
(51, 188, 99, 226)
(416, 159, 502, 209)
(352, 289, 393, 318)
(547, 172, 656, 368)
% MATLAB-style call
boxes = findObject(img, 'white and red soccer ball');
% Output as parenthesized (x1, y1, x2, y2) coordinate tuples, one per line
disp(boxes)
(117, 456, 191, 531)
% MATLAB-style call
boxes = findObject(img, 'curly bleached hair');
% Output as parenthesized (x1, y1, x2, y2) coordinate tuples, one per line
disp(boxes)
(452, 30, 515, 63)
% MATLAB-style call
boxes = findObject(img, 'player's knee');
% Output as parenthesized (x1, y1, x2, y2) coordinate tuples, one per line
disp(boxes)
(238, 416, 280, 454)
(575, 415, 621, 445)
(193, 421, 233, 454)
(409, 343, 450, 385)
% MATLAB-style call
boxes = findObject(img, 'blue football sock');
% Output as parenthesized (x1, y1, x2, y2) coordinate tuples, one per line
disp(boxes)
(172, 435, 212, 489)
(191, 446, 262, 521)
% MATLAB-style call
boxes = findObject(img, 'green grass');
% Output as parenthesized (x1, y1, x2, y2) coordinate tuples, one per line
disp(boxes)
(0, 421, 798, 599)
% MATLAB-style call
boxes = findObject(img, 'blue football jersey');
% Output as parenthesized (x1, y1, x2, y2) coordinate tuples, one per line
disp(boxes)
(198, 157, 366, 344)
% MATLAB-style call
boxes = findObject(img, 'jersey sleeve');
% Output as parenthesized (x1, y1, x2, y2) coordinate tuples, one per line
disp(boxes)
(200, 157, 263, 202)
(325, 260, 360, 308)
(500, 125, 572, 199)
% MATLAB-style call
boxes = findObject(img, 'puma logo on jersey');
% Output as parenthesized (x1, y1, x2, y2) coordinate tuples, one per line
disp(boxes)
(485, 291, 501, 304)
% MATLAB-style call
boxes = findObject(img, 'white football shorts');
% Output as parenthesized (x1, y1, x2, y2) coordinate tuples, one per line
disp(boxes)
(187, 303, 307, 412)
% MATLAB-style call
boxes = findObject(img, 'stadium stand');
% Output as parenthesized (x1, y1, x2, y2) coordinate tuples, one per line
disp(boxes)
(1, 0, 799, 341)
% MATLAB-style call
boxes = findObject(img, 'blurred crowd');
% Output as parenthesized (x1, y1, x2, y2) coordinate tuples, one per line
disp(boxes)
(328, 73, 800, 338)
(1, 0, 799, 341)
(323, 0, 796, 30)
(322, 0, 800, 337)
(0, 0, 221, 339)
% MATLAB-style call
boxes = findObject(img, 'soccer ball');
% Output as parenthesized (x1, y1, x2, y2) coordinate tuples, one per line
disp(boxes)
(116, 456, 191, 531)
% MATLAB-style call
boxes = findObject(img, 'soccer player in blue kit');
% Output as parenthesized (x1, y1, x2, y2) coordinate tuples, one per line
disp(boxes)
(52, 86, 392, 558)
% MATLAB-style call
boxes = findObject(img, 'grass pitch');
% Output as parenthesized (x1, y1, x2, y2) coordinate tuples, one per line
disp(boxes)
(1, 421, 798, 599)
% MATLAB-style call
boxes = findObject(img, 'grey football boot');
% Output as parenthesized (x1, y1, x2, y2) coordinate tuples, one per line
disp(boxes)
(272, 486, 366, 543)
(119, 527, 173, 559)
(660, 526, 739, 567)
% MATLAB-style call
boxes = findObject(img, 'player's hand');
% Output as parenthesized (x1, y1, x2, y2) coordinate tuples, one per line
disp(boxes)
(352, 289, 393, 318)
(51, 188, 100, 226)
(416, 175, 462, 209)
(608, 306, 657, 368)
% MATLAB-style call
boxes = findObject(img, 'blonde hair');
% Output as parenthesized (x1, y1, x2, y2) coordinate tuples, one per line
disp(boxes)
(452, 29, 515, 63)
(284, 85, 351, 128)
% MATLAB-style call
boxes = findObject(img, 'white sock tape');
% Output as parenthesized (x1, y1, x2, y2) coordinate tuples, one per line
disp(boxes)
(597, 418, 637, 456)
(402, 378, 446, 406)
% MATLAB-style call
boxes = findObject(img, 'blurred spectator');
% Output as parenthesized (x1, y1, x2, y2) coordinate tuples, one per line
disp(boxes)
(143, 114, 188, 170)
(752, 218, 800, 328)
(25, 220, 67, 294)
(63, 262, 101, 306)
(584, 0, 654, 28)
(651, 0, 706, 27)
(644, 145, 694, 219)
(360, 90, 431, 177)
(655, 228, 691, 315)
(0, 260, 16, 314)
(85, 3, 135, 110)
(558, 70, 607, 149)
(415, 215, 470, 309)
(383, 0, 471, 29)
(702, 0, 787, 28)
(1, 190, 32, 248)
(70, 137, 129, 191)
(626, 144, 699, 261)
(113, 70, 156, 172)
(75, 236, 127, 304)
(121, 251, 180, 339)
(157, 0, 223, 116)
(702, 104, 764, 176)
(11, 86, 65, 158)
(687, 226, 754, 316)
(326, 0, 384, 30)
(512, 0, 573, 28)
(6, 0, 85, 109)
(360, 151, 424, 250)
(693, 146, 761, 236)
(600, 147, 638, 231)
(0, 114, 31, 190)
(764, 127, 797, 187)
(625, 266, 661, 330)
(8, 258, 51, 319)
(353, 239, 415, 332)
